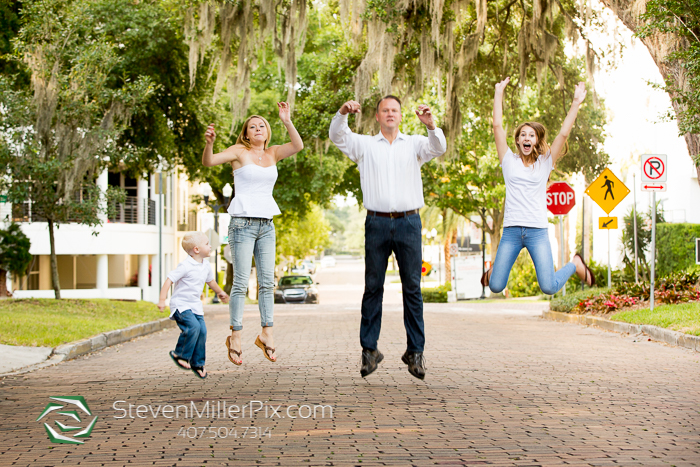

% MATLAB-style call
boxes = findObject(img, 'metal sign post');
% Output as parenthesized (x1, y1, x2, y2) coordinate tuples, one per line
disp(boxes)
(633, 173, 639, 284)
(559, 215, 565, 296)
(650, 191, 656, 311)
(640, 154, 666, 310)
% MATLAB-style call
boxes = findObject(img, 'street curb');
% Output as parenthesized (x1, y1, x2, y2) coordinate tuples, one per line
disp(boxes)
(1, 318, 177, 377)
(542, 310, 700, 352)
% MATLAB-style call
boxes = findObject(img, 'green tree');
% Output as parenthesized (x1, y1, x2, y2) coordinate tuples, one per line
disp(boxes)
(600, 0, 700, 183)
(276, 203, 332, 267)
(0, 223, 31, 297)
(0, 0, 151, 299)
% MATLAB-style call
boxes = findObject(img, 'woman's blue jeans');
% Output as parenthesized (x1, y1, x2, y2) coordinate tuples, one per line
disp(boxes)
(172, 309, 207, 368)
(489, 226, 576, 295)
(228, 217, 275, 330)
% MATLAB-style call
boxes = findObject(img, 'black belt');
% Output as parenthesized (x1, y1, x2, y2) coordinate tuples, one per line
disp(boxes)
(366, 209, 419, 218)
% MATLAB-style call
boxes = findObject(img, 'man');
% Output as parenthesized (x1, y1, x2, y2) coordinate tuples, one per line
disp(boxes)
(329, 96, 447, 379)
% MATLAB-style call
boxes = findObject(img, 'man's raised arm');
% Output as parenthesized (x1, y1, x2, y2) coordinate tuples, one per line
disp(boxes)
(414, 104, 447, 162)
(329, 100, 362, 162)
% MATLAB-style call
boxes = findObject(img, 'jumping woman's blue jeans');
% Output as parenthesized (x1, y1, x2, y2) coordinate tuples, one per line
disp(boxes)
(489, 226, 576, 295)
(228, 217, 276, 331)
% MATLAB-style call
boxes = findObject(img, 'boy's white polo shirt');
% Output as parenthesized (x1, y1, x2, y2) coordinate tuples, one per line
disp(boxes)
(167, 256, 215, 317)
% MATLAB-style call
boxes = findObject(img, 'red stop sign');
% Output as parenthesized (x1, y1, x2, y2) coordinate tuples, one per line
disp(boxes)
(546, 181, 576, 215)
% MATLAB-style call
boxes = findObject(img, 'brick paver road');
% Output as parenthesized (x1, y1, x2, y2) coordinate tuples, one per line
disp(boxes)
(1, 301, 699, 466)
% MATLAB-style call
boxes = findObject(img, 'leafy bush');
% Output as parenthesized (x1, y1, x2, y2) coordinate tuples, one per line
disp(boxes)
(550, 287, 611, 312)
(656, 223, 700, 276)
(507, 251, 540, 297)
(422, 282, 452, 303)
(508, 252, 609, 297)
(573, 271, 700, 314)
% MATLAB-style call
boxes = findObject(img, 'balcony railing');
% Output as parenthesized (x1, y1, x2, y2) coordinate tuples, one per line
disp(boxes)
(13, 196, 158, 226)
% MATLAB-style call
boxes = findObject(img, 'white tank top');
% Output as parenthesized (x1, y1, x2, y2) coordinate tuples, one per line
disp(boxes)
(227, 164, 281, 219)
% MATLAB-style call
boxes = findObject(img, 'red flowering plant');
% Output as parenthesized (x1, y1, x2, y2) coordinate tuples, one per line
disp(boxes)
(573, 271, 699, 314)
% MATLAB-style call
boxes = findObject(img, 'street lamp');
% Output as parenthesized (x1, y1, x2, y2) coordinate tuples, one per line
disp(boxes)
(202, 183, 233, 303)
(480, 207, 487, 300)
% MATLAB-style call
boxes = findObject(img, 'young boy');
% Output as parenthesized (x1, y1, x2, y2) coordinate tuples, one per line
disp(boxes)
(158, 232, 229, 379)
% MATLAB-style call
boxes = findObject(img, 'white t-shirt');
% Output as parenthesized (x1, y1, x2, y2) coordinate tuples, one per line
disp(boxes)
(501, 148, 553, 229)
(167, 256, 215, 317)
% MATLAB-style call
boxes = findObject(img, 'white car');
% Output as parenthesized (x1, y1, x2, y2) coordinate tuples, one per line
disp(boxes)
(320, 256, 336, 268)
(290, 263, 310, 275)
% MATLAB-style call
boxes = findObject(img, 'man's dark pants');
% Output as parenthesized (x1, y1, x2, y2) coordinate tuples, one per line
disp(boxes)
(360, 212, 425, 353)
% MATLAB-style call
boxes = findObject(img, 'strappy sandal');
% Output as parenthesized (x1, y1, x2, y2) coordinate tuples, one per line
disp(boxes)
(574, 253, 596, 287)
(225, 336, 242, 366)
(169, 351, 190, 370)
(480, 268, 492, 287)
(255, 336, 276, 362)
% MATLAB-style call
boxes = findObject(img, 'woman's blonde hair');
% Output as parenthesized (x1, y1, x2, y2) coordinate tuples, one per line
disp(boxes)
(236, 115, 272, 149)
(513, 121, 566, 166)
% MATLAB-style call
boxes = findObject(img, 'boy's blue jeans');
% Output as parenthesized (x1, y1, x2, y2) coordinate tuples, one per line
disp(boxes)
(361, 212, 425, 353)
(172, 309, 207, 368)
(489, 226, 576, 295)
(228, 217, 275, 330)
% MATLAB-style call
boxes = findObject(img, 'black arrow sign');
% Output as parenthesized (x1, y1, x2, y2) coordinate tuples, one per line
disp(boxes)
(602, 219, 613, 228)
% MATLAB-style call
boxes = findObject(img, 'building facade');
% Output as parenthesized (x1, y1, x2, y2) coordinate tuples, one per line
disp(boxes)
(4, 168, 220, 303)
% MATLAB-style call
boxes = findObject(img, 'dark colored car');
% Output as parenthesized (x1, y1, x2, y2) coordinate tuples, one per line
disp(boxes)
(274, 275, 319, 304)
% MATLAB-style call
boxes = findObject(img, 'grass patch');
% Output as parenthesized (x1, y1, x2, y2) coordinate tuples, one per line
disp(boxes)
(0, 299, 163, 347)
(611, 302, 700, 336)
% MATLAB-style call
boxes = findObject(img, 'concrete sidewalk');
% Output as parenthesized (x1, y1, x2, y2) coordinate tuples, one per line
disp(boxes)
(2, 301, 699, 466)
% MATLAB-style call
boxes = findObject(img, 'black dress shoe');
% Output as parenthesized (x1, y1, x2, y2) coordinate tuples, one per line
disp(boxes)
(360, 348, 384, 377)
(401, 351, 426, 380)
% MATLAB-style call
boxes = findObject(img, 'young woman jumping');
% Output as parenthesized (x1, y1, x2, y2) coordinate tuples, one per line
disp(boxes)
(483, 77, 595, 294)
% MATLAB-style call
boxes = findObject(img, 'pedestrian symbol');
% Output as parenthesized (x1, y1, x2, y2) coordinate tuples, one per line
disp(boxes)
(601, 176, 615, 200)
(585, 168, 629, 214)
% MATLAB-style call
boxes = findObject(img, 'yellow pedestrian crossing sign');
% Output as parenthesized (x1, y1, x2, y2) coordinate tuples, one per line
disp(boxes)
(599, 217, 618, 229)
(585, 168, 629, 214)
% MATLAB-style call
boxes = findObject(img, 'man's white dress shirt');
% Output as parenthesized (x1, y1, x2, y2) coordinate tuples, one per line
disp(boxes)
(167, 256, 215, 317)
(329, 112, 447, 212)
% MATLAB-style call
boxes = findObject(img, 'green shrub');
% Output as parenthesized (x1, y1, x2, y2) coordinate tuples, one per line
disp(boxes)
(507, 251, 540, 297)
(508, 252, 609, 297)
(656, 223, 700, 276)
(550, 287, 611, 312)
(422, 282, 452, 303)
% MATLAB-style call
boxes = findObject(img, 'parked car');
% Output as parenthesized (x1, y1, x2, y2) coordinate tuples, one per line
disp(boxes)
(302, 260, 317, 274)
(320, 256, 336, 268)
(274, 275, 319, 304)
(290, 263, 310, 275)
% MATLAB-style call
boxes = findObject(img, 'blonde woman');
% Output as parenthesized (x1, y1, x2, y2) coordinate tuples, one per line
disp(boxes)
(202, 102, 303, 365)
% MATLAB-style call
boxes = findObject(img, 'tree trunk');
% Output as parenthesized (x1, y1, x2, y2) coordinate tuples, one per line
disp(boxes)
(224, 261, 233, 295)
(443, 230, 456, 284)
(47, 219, 61, 299)
(487, 207, 504, 261)
(599, 0, 700, 186)
(0, 269, 7, 298)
